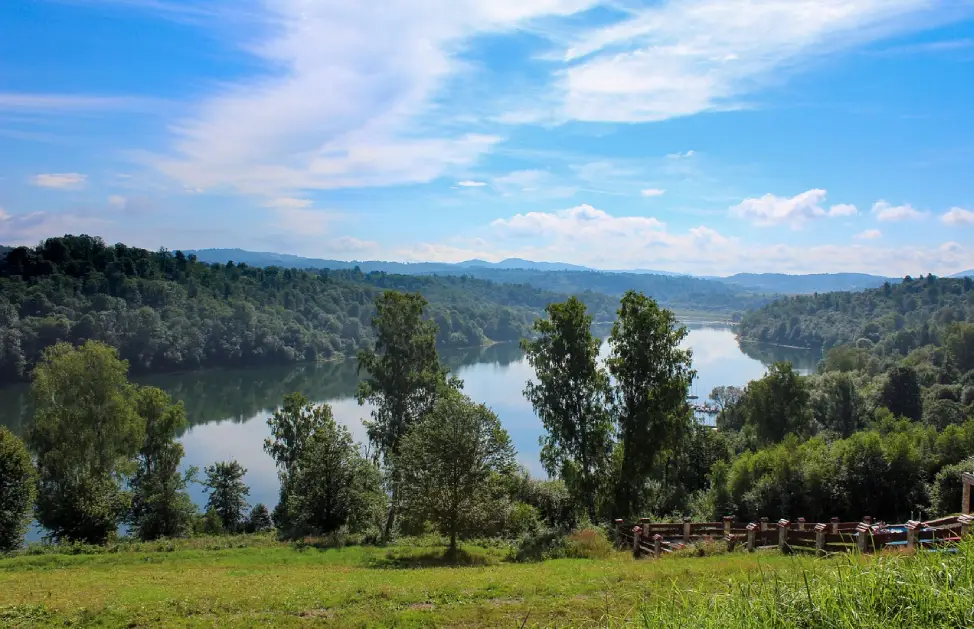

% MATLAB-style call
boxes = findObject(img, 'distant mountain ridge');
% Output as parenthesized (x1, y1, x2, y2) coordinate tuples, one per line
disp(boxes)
(951, 270, 974, 278)
(187, 248, 899, 295)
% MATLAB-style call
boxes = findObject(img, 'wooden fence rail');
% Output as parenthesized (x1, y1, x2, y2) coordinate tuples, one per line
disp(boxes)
(615, 514, 974, 559)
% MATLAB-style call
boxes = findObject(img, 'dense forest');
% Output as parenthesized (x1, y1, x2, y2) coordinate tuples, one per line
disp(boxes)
(0, 235, 617, 385)
(738, 275, 974, 355)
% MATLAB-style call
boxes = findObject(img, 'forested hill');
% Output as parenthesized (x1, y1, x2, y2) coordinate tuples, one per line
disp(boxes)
(0, 235, 617, 385)
(190, 249, 767, 314)
(738, 274, 974, 354)
(717, 272, 893, 294)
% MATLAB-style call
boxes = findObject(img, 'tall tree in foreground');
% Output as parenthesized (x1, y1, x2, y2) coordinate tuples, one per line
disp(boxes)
(357, 291, 447, 540)
(0, 427, 36, 553)
(264, 392, 332, 531)
(398, 390, 516, 553)
(29, 341, 144, 543)
(203, 460, 250, 533)
(607, 291, 695, 518)
(129, 386, 197, 540)
(522, 297, 612, 522)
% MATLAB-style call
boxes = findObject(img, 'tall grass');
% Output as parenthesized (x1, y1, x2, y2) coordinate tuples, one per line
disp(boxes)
(628, 540, 974, 628)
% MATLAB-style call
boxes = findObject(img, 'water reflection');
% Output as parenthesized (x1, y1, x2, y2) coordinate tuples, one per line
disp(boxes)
(0, 326, 818, 516)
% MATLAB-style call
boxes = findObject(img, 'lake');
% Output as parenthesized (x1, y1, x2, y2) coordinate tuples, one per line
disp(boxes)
(0, 324, 817, 526)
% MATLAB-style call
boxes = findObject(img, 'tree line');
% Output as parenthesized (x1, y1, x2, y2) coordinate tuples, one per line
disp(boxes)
(0, 235, 617, 385)
(0, 287, 695, 553)
(4, 281, 972, 554)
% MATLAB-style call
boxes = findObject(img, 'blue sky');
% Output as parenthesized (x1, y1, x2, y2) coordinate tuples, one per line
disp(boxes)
(1, 0, 973, 275)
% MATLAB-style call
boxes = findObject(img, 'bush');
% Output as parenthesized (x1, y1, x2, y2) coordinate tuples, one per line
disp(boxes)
(195, 509, 224, 536)
(246, 503, 273, 533)
(564, 527, 613, 559)
(511, 527, 568, 562)
(0, 427, 36, 553)
(930, 458, 974, 516)
(505, 502, 541, 538)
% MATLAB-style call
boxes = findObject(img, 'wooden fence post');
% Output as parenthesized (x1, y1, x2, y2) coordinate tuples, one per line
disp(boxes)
(797, 517, 806, 532)
(863, 515, 873, 526)
(906, 520, 921, 552)
(760, 517, 769, 532)
(653, 534, 663, 559)
(746, 523, 757, 552)
(614, 519, 623, 546)
(777, 519, 790, 553)
(856, 522, 872, 553)
(831, 517, 840, 534)
(683, 517, 691, 544)
(959, 515, 973, 538)
(814, 523, 827, 555)
(632, 526, 641, 558)
(723, 515, 734, 537)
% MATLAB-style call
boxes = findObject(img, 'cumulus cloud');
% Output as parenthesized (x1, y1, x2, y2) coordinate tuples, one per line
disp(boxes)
(557, 0, 962, 123)
(872, 200, 928, 222)
(30, 173, 87, 189)
(457, 180, 487, 187)
(729, 189, 854, 227)
(641, 188, 666, 197)
(855, 229, 883, 240)
(393, 203, 974, 275)
(941, 207, 974, 226)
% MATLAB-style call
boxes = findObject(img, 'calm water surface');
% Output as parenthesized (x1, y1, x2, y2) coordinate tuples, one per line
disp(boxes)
(0, 324, 817, 522)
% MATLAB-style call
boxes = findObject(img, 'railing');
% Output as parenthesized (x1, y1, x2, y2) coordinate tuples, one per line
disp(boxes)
(614, 514, 974, 558)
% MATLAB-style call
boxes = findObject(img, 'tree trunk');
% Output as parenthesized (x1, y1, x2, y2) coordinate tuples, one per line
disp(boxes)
(383, 485, 398, 541)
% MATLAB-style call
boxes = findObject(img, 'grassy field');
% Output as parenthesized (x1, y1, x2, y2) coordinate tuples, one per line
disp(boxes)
(2, 535, 972, 628)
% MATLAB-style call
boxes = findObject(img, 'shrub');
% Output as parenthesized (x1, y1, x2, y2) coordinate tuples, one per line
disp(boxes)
(0, 427, 36, 553)
(512, 527, 568, 562)
(505, 501, 541, 538)
(564, 527, 613, 559)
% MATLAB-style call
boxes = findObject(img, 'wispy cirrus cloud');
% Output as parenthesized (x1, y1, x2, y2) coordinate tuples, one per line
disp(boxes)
(555, 0, 968, 123)
(145, 0, 598, 196)
(30, 173, 88, 189)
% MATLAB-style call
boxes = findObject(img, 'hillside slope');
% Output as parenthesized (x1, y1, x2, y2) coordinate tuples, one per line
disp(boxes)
(0, 235, 616, 384)
(738, 275, 974, 354)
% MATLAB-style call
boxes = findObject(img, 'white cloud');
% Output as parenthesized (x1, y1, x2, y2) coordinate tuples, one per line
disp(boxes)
(557, 0, 961, 123)
(872, 200, 928, 222)
(0, 207, 111, 244)
(148, 0, 597, 195)
(855, 229, 882, 240)
(641, 188, 666, 197)
(30, 173, 87, 190)
(491, 204, 666, 242)
(729, 189, 853, 227)
(264, 197, 313, 209)
(457, 180, 487, 187)
(829, 204, 859, 217)
(666, 150, 696, 159)
(942, 206, 974, 226)
(0, 93, 155, 112)
(401, 204, 974, 275)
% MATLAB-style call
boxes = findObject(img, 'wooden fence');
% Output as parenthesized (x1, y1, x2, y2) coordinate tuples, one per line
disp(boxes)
(615, 514, 974, 559)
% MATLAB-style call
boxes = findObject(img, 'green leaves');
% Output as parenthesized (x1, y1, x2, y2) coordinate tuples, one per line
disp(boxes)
(0, 427, 36, 553)
(397, 389, 516, 549)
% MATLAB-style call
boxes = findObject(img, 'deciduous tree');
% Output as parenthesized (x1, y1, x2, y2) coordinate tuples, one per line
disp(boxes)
(29, 341, 144, 543)
(398, 390, 516, 552)
(0, 427, 36, 552)
(522, 297, 611, 522)
(607, 291, 695, 518)
(357, 291, 448, 539)
(203, 460, 250, 533)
